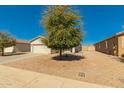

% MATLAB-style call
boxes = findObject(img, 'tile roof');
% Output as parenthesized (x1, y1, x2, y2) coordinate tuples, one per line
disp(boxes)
(30, 36, 46, 43)
(16, 40, 29, 44)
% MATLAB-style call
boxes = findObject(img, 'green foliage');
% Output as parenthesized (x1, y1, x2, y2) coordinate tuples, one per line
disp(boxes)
(42, 6, 83, 55)
(0, 32, 15, 48)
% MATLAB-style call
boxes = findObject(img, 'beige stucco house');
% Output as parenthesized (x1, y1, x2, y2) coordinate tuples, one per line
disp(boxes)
(30, 36, 82, 54)
(95, 31, 124, 57)
(30, 36, 51, 54)
(2, 35, 82, 55)
(4, 40, 30, 53)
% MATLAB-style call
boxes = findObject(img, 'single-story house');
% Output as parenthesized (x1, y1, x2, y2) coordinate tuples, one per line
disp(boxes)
(4, 40, 30, 53)
(94, 31, 124, 57)
(30, 36, 82, 54)
(30, 36, 51, 54)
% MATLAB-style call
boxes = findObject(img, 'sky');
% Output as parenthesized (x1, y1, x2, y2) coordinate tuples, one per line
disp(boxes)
(0, 5, 124, 45)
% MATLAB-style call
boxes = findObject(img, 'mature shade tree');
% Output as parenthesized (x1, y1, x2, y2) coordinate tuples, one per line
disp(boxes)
(42, 6, 83, 56)
(0, 32, 15, 56)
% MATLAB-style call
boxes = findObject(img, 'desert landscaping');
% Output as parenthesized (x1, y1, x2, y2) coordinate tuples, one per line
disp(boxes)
(0, 5, 124, 88)
(1, 51, 124, 87)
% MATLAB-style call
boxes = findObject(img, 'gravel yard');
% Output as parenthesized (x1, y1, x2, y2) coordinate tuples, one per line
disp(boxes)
(3, 51, 124, 87)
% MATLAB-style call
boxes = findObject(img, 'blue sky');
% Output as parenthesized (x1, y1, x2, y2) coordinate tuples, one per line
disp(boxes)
(0, 5, 124, 45)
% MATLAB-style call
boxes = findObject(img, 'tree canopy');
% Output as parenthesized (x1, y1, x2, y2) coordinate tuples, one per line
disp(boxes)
(42, 6, 83, 56)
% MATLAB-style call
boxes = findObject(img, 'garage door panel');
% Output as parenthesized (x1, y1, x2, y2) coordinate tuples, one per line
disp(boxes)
(32, 45, 51, 54)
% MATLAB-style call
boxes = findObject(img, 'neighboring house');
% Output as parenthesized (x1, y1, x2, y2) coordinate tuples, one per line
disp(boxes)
(30, 36, 82, 54)
(30, 36, 51, 54)
(4, 40, 30, 53)
(2, 36, 82, 54)
(94, 31, 124, 57)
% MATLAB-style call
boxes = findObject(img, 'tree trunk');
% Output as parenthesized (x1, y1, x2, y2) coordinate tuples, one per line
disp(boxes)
(59, 49, 62, 57)
(1, 47, 4, 56)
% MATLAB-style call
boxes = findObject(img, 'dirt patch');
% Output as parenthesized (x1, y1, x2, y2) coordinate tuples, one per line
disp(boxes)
(3, 53, 88, 83)
(3, 51, 124, 87)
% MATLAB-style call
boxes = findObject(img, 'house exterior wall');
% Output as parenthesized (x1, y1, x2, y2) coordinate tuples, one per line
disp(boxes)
(14, 43, 30, 52)
(30, 37, 82, 54)
(30, 38, 51, 54)
(118, 35, 124, 57)
(30, 38, 44, 45)
(4, 43, 30, 53)
(4, 46, 14, 53)
(95, 36, 118, 56)
(31, 45, 51, 54)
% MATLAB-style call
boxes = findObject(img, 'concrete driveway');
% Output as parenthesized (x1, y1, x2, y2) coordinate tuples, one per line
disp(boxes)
(0, 53, 40, 64)
(0, 65, 108, 88)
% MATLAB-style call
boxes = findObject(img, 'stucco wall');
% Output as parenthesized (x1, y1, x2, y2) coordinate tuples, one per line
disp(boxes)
(30, 38, 51, 54)
(118, 35, 124, 57)
(95, 36, 118, 56)
(14, 43, 30, 52)
(4, 43, 30, 53)
(31, 45, 51, 54)
(4, 46, 14, 53)
(30, 38, 44, 45)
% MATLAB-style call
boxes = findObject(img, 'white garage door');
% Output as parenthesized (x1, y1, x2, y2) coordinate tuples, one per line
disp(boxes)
(31, 45, 51, 54)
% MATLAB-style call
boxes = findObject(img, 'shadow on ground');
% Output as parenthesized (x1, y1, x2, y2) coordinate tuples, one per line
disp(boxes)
(118, 54, 124, 63)
(0, 52, 27, 56)
(119, 58, 124, 63)
(108, 55, 124, 63)
(113, 56, 124, 63)
(52, 54, 85, 61)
